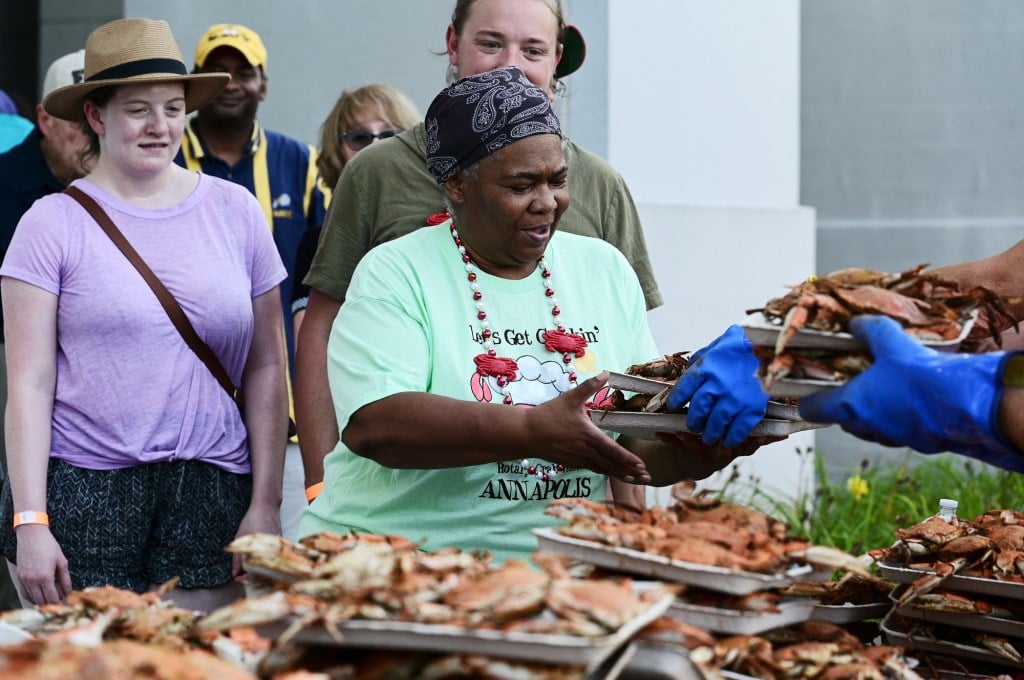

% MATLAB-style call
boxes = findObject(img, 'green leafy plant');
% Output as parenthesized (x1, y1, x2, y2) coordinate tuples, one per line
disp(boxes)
(719, 447, 1024, 556)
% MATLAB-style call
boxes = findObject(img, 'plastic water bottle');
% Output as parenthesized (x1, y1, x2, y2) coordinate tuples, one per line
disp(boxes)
(934, 498, 958, 523)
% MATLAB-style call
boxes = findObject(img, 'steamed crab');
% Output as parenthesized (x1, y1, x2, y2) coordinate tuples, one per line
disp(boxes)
(758, 263, 1017, 352)
(750, 263, 1020, 388)
(199, 530, 669, 652)
(545, 491, 872, 577)
(625, 352, 691, 381)
(0, 638, 256, 680)
(872, 509, 1024, 605)
(778, 570, 895, 606)
(900, 588, 1015, 618)
(689, 621, 924, 680)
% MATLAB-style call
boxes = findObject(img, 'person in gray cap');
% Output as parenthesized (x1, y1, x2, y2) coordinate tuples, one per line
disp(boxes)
(0, 49, 90, 611)
(298, 67, 767, 564)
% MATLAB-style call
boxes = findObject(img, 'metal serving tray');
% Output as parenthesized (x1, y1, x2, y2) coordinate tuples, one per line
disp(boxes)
(880, 610, 1024, 671)
(256, 588, 674, 671)
(809, 602, 892, 624)
(667, 597, 815, 635)
(741, 310, 977, 353)
(891, 584, 1024, 639)
(620, 641, 703, 680)
(606, 372, 803, 421)
(588, 410, 826, 441)
(878, 561, 1024, 602)
(534, 528, 812, 596)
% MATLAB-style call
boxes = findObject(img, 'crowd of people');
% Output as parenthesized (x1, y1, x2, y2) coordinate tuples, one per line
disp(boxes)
(0, 0, 1018, 610)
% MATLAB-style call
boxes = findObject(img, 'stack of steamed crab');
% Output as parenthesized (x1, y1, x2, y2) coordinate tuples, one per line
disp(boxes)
(0, 533, 674, 679)
(746, 263, 1019, 391)
(197, 531, 675, 678)
(0, 581, 262, 679)
(600, 352, 691, 413)
(541, 486, 942, 678)
(544, 484, 871, 578)
(872, 508, 1024, 670)
(634, 616, 924, 680)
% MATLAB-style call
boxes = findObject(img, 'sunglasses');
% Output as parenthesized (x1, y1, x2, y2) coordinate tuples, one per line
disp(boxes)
(341, 128, 400, 151)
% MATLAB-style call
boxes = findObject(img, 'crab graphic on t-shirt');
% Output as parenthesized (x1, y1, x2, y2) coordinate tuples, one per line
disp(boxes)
(469, 353, 614, 409)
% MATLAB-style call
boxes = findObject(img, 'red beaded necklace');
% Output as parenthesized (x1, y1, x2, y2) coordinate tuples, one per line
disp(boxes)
(449, 220, 588, 406)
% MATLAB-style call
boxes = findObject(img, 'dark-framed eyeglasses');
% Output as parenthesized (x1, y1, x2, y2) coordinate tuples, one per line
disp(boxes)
(340, 128, 400, 151)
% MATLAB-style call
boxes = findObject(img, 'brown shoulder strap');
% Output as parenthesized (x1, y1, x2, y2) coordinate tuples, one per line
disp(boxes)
(63, 185, 243, 407)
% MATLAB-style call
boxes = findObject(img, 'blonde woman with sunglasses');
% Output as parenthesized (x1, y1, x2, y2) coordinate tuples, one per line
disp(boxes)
(291, 85, 420, 342)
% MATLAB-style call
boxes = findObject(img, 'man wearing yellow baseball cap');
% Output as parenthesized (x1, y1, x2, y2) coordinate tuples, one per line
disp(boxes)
(193, 23, 267, 73)
(176, 24, 327, 543)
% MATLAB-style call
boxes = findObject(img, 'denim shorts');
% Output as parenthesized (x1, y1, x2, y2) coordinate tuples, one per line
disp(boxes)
(1, 458, 251, 592)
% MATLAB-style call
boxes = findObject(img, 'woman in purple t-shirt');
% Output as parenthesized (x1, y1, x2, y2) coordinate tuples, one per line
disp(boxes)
(0, 19, 288, 611)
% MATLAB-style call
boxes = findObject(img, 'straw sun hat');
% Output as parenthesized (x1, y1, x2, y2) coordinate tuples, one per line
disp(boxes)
(43, 18, 230, 122)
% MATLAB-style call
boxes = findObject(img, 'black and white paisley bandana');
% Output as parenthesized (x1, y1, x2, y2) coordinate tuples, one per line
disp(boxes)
(425, 66, 562, 185)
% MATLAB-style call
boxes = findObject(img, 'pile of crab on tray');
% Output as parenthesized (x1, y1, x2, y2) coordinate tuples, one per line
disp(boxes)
(532, 482, 942, 680)
(589, 353, 827, 441)
(873, 507, 1024, 675)
(739, 263, 1020, 399)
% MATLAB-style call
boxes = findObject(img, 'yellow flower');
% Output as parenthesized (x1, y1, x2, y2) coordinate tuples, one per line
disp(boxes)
(846, 475, 869, 500)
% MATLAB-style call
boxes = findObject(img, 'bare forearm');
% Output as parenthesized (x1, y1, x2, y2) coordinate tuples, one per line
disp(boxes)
(933, 240, 1024, 296)
(608, 477, 646, 512)
(294, 291, 342, 487)
(344, 393, 532, 468)
(3, 282, 58, 514)
(6, 385, 55, 512)
(242, 361, 288, 507)
(620, 437, 694, 487)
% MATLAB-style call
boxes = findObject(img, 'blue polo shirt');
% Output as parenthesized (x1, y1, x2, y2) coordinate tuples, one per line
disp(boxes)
(0, 127, 64, 341)
(176, 118, 329, 373)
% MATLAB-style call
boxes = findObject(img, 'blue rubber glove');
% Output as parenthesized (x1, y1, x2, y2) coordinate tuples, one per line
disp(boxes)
(666, 325, 768, 448)
(799, 315, 1024, 472)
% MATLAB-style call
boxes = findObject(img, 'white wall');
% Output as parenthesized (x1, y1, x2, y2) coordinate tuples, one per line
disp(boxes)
(592, 1, 815, 504)
(607, 0, 800, 208)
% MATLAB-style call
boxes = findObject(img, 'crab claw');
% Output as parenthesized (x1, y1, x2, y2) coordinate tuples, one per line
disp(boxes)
(785, 544, 874, 578)
(896, 560, 961, 607)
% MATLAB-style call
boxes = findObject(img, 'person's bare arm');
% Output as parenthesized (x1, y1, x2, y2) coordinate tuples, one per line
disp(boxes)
(2, 279, 70, 604)
(932, 240, 1024, 296)
(343, 376, 651, 482)
(294, 289, 343, 488)
(934, 241, 1024, 347)
(234, 288, 289, 548)
(609, 478, 646, 512)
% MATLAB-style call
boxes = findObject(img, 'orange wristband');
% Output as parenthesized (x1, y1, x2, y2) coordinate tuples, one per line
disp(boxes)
(305, 482, 324, 502)
(13, 511, 49, 528)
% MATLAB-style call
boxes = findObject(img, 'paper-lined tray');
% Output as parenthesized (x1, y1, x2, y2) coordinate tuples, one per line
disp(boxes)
(257, 588, 673, 670)
(891, 584, 1024, 639)
(741, 311, 977, 353)
(667, 598, 815, 635)
(534, 528, 812, 596)
(589, 410, 826, 440)
(881, 610, 1024, 670)
(878, 561, 1024, 601)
